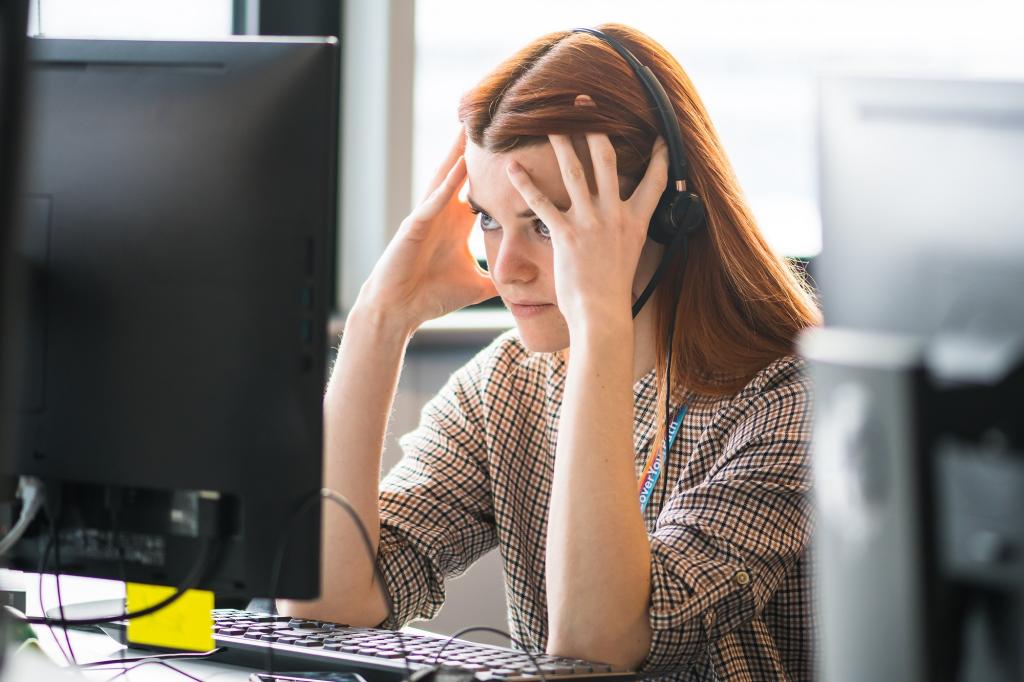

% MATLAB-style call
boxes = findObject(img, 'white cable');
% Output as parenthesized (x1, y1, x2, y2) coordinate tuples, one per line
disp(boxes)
(0, 476, 46, 557)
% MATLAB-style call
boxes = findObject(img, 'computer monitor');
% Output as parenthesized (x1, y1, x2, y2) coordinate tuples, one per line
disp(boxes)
(1, 36, 339, 601)
(0, 0, 29, 483)
(815, 76, 1024, 337)
(809, 76, 1024, 682)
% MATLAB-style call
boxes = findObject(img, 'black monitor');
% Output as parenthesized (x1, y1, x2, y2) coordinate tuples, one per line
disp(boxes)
(0, 1, 29, 484)
(1, 36, 339, 601)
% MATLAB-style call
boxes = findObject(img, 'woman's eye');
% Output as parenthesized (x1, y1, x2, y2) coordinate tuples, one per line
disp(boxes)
(534, 220, 551, 240)
(478, 211, 499, 231)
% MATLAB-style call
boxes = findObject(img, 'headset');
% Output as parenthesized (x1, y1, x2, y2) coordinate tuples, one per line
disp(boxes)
(572, 27, 705, 509)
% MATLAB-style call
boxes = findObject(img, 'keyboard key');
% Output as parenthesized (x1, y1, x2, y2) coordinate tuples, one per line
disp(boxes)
(295, 639, 324, 647)
(322, 642, 352, 651)
(290, 619, 321, 629)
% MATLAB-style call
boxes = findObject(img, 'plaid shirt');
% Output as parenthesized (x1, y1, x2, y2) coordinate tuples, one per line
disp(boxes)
(377, 330, 814, 680)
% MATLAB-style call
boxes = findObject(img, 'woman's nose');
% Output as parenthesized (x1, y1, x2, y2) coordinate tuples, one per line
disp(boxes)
(490, 231, 537, 286)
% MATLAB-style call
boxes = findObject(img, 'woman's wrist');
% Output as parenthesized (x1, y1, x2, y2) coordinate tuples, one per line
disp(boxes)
(346, 300, 419, 342)
(566, 307, 634, 346)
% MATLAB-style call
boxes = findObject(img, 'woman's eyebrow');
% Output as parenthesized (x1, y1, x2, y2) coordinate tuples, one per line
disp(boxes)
(466, 195, 538, 219)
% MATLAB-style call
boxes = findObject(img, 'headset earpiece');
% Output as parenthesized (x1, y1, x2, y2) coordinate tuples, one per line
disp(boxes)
(648, 189, 705, 245)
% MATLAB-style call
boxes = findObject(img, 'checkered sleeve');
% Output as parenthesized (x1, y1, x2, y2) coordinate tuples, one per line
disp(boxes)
(374, 345, 498, 630)
(638, 360, 814, 676)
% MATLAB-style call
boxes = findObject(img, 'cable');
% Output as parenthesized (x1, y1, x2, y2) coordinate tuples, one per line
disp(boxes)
(51, 517, 77, 664)
(16, 534, 218, 626)
(0, 476, 45, 556)
(320, 489, 412, 680)
(36, 529, 72, 664)
(267, 488, 411, 679)
(74, 647, 225, 669)
(660, 232, 689, 508)
(100, 657, 205, 682)
(433, 626, 547, 680)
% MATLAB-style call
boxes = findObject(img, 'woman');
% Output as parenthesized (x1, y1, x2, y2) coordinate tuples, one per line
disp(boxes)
(283, 23, 821, 680)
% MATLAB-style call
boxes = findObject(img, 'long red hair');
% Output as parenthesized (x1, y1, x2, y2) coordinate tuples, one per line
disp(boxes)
(458, 24, 821, 439)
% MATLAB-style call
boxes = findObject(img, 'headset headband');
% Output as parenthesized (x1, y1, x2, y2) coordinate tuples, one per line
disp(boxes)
(571, 27, 689, 192)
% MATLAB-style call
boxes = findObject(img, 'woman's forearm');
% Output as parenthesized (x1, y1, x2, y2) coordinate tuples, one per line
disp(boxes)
(279, 303, 413, 626)
(545, 320, 653, 669)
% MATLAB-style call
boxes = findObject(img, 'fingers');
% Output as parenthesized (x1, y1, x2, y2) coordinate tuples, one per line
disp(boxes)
(547, 133, 592, 215)
(421, 128, 467, 203)
(416, 155, 466, 219)
(505, 161, 568, 234)
(572, 93, 620, 206)
(585, 132, 619, 205)
(630, 137, 669, 217)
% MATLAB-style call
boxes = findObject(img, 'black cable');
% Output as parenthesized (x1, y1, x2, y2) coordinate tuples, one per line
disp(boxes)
(266, 488, 411, 679)
(75, 646, 225, 669)
(320, 489, 412, 680)
(660, 233, 689, 508)
(433, 626, 547, 680)
(51, 518, 77, 664)
(101, 657, 205, 682)
(36, 528, 71, 664)
(18, 535, 217, 626)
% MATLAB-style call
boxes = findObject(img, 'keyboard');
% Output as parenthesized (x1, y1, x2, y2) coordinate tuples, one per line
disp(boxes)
(63, 603, 636, 681)
(209, 609, 634, 681)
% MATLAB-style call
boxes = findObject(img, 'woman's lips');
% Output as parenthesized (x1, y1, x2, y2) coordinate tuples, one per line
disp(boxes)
(507, 302, 553, 318)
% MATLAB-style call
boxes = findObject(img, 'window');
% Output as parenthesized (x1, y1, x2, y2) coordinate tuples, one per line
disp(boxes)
(414, 0, 1024, 260)
(28, 0, 232, 38)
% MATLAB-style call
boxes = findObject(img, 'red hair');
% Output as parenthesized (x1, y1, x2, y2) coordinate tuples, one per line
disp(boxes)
(458, 24, 821, 436)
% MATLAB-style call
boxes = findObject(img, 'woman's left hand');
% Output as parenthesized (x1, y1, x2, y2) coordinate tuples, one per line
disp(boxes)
(505, 126, 669, 335)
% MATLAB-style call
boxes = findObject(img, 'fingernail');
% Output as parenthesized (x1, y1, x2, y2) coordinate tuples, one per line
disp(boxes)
(507, 161, 521, 174)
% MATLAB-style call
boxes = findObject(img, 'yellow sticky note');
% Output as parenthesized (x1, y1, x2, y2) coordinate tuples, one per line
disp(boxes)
(126, 582, 215, 652)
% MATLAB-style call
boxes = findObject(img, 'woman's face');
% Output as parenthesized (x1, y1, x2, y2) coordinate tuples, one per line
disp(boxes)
(464, 140, 575, 352)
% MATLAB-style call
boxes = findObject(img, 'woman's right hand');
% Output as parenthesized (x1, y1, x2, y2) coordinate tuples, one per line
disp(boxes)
(353, 131, 497, 334)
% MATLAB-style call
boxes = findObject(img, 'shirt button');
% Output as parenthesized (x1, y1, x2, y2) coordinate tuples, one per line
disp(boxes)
(734, 570, 751, 587)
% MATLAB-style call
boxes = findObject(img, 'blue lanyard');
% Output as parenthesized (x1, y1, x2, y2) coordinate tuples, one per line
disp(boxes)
(638, 404, 687, 513)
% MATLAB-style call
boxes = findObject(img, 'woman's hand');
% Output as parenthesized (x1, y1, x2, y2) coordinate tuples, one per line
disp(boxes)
(354, 131, 498, 333)
(505, 121, 668, 335)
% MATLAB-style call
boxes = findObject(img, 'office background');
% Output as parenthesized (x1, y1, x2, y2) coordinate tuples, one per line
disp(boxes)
(17, 0, 1024, 647)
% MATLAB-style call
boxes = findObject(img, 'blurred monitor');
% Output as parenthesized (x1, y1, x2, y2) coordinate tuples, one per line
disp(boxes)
(816, 76, 1024, 337)
(1, 36, 339, 600)
(812, 76, 1024, 682)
